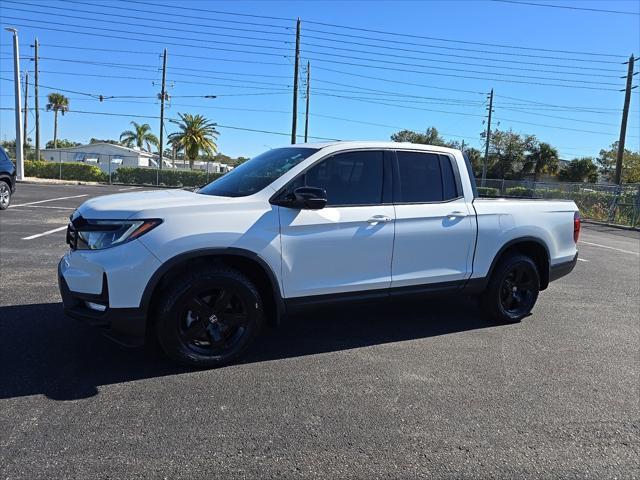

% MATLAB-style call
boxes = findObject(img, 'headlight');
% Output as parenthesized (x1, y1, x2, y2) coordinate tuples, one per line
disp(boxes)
(68, 218, 162, 250)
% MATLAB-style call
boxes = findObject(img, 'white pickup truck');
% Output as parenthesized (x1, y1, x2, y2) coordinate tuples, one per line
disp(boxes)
(58, 141, 580, 366)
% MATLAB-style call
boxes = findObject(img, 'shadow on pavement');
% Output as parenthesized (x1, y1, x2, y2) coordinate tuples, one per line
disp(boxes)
(0, 297, 495, 401)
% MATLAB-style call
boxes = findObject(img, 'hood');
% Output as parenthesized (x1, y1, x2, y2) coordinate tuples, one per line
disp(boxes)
(76, 189, 236, 219)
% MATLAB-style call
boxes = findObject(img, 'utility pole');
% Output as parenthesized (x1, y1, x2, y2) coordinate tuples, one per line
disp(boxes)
(6, 28, 24, 180)
(291, 18, 301, 144)
(158, 48, 167, 172)
(34, 37, 40, 161)
(481, 88, 494, 188)
(614, 54, 635, 185)
(23, 71, 28, 154)
(304, 61, 310, 142)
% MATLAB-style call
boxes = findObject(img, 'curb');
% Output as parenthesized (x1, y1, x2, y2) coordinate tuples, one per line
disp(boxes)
(17, 179, 181, 189)
(582, 219, 639, 232)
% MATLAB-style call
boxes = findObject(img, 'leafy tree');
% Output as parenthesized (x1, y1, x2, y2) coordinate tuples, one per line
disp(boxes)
(390, 127, 448, 146)
(464, 147, 483, 177)
(89, 138, 120, 145)
(524, 142, 559, 181)
(168, 113, 219, 169)
(482, 129, 538, 179)
(558, 157, 598, 183)
(596, 142, 640, 183)
(119, 121, 159, 152)
(45, 139, 80, 149)
(46, 92, 70, 149)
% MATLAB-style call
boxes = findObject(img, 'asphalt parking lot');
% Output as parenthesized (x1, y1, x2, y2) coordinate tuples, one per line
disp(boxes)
(1, 183, 638, 479)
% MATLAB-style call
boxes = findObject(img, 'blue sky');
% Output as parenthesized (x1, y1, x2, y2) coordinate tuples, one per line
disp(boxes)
(0, 0, 638, 159)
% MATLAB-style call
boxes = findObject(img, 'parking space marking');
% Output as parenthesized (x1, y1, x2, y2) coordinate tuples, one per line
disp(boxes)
(118, 186, 139, 191)
(22, 225, 67, 240)
(579, 240, 639, 256)
(11, 205, 76, 210)
(10, 194, 88, 208)
(577, 258, 589, 262)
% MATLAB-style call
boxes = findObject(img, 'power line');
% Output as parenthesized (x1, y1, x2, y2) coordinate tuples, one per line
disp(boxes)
(0, 106, 340, 141)
(298, 33, 624, 74)
(58, 0, 292, 29)
(304, 57, 624, 91)
(37, 43, 290, 67)
(4, 0, 292, 36)
(297, 47, 623, 85)
(490, 0, 640, 16)
(1, 6, 292, 46)
(104, 0, 628, 58)
(5, 2, 626, 72)
(1, 15, 293, 54)
(314, 92, 637, 138)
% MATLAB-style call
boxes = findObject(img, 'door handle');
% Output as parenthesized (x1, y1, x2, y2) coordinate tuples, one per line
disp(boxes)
(446, 211, 467, 218)
(367, 215, 392, 225)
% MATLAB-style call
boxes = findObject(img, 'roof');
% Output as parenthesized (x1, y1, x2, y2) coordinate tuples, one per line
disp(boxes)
(42, 142, 156, 157)
(286, 141, 461, 155)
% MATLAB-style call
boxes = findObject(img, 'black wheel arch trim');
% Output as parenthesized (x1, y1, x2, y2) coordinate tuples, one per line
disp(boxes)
(139, 247, 285, 321)
(464, 236, 551, 293)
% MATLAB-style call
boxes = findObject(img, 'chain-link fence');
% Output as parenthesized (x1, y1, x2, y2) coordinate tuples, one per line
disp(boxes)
(477, 179, 640, 228)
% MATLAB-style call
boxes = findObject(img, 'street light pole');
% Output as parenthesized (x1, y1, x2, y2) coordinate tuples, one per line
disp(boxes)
(6, 28, 24, 180)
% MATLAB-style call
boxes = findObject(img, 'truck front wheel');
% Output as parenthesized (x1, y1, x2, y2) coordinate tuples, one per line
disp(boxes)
(155, 264, 264, 367)
(481, 253, 540, 323)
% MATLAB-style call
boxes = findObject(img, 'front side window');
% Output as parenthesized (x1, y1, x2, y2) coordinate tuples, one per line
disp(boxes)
(297, 150, 384, 206)
(198, 147, 318, 197)
(395, 151, 459, 203)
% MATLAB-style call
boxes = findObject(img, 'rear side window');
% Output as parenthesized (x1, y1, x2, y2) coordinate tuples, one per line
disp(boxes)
(303, 150, 384, 206)
(439, 155, 458, 200)
(395, 151, 459, 203)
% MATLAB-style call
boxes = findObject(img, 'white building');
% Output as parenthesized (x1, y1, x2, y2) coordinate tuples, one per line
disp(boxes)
(41, 143, 169, 173)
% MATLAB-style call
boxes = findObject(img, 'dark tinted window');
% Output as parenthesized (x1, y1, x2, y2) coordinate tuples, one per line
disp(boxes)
(303, 150, 383, 206)
(0, 147, 13, 168)
(395, 151, 443, 203)
(439, 155, 458, 200)
(198, 147, 318, 197)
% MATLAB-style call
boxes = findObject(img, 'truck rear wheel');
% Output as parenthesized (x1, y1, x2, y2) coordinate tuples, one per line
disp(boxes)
(481, 253, 540, 323)
(155, 264, 264, 367)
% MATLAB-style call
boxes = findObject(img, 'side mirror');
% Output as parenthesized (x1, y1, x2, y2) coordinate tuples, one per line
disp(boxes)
(294, 186, 327, 210)
(273, 186, 327, 210)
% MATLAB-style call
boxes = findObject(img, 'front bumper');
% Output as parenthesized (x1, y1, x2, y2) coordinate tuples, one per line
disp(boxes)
(58, 259, 147, 346)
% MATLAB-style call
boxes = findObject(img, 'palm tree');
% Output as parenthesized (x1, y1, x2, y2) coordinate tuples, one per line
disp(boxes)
(168, 113, 219, 169)
(525, 142, 559, 181)
(119, 121, 159, 152)
(46, 93, 69, 149)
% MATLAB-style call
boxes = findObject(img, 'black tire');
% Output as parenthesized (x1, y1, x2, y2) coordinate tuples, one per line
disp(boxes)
(481, 253, 540, 323)
(155, 264, 264, 367)
(0, 180, 11, 210)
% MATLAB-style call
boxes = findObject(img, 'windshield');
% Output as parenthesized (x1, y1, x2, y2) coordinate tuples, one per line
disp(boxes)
(198, 147, 319, 197)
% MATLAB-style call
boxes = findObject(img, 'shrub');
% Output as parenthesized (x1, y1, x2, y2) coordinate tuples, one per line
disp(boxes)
(477, 187, 499, 197)
(505, 186, 535, 197)
(25, 160, 108, 182)
(113, 167, 223, 187)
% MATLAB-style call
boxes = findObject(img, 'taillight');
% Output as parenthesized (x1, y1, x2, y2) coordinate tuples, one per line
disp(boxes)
(573, 211, 581, 243)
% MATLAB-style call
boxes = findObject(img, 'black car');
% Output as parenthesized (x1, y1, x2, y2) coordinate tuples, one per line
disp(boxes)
(0, 146, 17, 210)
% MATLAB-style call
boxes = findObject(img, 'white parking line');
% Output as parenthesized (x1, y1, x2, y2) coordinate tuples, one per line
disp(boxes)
(11, 205, 76, 210)
(118, 186, 139, 191)
(577, 258, 589, 262)
(580, 240, 639, 256)
(22, 225, 67, 240)
(10, 194, 88, 208)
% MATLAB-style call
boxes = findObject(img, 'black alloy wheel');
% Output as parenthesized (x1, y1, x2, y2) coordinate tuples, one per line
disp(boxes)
(179, 287, 250, 356)
(156, 264, 264, 367)
(499, 264, 537, 317)
(481, 253, 540, 323)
